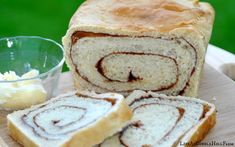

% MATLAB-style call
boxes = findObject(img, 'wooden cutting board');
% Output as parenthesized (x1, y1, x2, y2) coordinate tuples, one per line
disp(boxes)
(1, 64, 235, 147)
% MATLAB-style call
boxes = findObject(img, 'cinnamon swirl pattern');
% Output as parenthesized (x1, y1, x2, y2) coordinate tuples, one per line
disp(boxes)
(7, 91, 132, 147)
(100, 90, 216, 147)
(69, 32, 197, 96)
(21, 97, 111, 140)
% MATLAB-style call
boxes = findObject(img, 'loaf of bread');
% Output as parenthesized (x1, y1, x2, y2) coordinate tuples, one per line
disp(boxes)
(7, 91, 132, 147)
(99, 90, 216, 147)
(63, 0, 214, 97)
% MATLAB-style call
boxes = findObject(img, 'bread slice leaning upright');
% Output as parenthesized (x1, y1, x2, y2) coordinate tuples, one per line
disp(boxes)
(7, 91, 132, 147)
(100, 90, 216, 147)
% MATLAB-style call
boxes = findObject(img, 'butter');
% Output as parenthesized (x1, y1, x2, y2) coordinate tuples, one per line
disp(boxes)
(0, 70, 47, 110)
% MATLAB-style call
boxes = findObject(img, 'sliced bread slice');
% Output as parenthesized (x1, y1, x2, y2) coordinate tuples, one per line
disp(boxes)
(100, 90, 216, 147)
(7, 91, 132, 147)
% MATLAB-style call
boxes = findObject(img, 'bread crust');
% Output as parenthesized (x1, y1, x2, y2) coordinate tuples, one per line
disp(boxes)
(7, 91, 132, 147)
(178, 101, 216, 147)
(68, 0, 214, 36)
(65, 0, 214, 41)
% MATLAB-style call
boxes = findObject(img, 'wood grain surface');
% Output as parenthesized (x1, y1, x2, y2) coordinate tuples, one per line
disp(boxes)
(0, 64, 235, 147)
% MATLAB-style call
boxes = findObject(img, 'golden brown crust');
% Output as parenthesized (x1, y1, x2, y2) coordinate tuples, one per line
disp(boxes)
(181, 107, 216, 147)
(69, 0, 214, 35)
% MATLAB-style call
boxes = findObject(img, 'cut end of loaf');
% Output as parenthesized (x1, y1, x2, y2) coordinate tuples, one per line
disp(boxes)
(63, 0, 214, 97)
(68, 33, 198, 96)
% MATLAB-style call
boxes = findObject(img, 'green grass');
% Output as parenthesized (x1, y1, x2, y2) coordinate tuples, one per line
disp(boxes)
(0, 0, 234, 71)
(0, 0, 84, 71)
(202, 0, 235, 54)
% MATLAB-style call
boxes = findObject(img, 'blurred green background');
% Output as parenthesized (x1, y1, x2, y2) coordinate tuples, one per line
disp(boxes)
(0, 0, 234, 71)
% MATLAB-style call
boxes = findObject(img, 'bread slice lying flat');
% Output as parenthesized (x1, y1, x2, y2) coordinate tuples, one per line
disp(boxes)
(100, 90, 216, 147)
(7, 91, 132, 147)
(63, 0, 214, 97)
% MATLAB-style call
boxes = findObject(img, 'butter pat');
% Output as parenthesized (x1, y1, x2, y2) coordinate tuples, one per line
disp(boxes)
(0, 70, 47, 110)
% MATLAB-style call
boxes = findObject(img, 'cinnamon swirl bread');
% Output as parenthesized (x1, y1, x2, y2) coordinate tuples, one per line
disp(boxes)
(7, 91, 132, 147)
(100, 90, 216, 147)
(63, 0, 214, 97)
